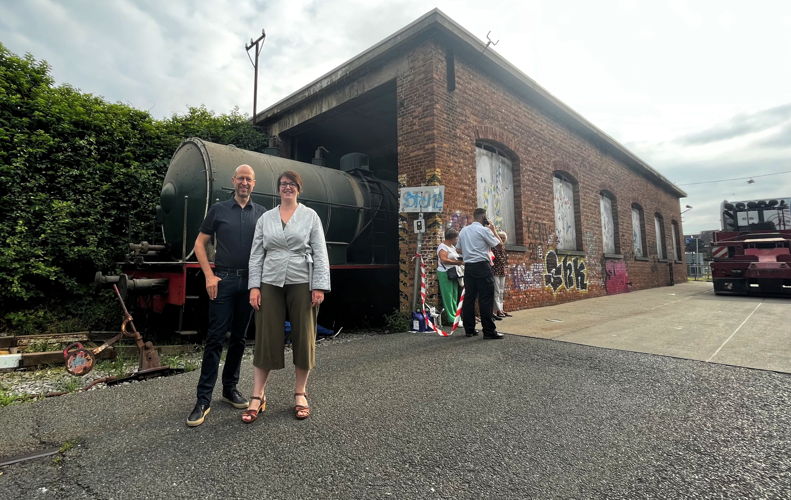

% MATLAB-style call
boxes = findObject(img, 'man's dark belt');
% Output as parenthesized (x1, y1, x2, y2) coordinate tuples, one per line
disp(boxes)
(214, 267, 248, 276)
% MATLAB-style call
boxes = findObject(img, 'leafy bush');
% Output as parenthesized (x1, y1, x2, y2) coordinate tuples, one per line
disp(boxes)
(0, 43, 268, 333)
(1, 288, 121, 334)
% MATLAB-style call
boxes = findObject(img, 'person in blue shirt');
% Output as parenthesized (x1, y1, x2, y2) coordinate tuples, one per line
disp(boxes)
(457, 208, 503, 339)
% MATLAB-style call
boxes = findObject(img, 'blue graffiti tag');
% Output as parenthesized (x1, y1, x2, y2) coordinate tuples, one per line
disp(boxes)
(400, 187, 445, 212)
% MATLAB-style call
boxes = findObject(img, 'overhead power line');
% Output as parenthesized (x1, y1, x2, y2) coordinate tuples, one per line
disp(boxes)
(678, 169, 791, 186)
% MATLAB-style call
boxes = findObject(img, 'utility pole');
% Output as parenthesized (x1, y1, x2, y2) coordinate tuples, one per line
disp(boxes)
(245, 29, 266, 124)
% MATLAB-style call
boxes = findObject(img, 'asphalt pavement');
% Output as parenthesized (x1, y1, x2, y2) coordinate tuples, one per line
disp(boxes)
(498, 281, 791, 373)
(1, 329, 789, 499)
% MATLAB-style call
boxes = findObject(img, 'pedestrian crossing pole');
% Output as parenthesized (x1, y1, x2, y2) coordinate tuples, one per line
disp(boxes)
(412, 212, 426, 311)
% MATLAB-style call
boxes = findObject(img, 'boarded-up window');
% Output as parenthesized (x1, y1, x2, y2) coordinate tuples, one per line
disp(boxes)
(671, 221, 681, 261)
(631, 205, 644, 257)
(600, 193, 616, 254)
(655, 214, 666, 259)
(553, 175, 577, 250)
(475, 146, 515, 240)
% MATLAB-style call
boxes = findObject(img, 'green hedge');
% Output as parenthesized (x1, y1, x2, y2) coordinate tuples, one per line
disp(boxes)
(0, 43, 267, 333)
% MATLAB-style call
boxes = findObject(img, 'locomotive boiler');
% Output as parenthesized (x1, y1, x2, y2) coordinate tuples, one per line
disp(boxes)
(98, 138, 399, 336)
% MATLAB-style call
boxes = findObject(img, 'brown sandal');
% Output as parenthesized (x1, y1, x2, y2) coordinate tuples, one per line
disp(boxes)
(294, 392, 311, 420)
(241, 396, 266, 423)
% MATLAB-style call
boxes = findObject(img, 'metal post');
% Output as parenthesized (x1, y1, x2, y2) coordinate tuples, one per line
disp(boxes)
(695, 236, 699, 280)
(181, 196, 189, 262)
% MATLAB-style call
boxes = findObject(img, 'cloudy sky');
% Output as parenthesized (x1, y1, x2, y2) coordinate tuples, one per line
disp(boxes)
(2, 0, 790, 234)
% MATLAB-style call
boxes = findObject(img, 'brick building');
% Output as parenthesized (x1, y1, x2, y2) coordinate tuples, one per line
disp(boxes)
(256, 9, 687, 315)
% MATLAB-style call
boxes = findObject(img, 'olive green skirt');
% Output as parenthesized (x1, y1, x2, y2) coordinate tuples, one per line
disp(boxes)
(254, 283, 317, 371)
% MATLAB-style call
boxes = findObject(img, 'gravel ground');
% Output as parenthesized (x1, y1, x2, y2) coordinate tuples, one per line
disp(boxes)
(0, 333, 367, 402)
(0, 331, 789, 499)
(0, 347, 204, 400)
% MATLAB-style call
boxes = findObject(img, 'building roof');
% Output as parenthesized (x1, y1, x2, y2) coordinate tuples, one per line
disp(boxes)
(256, 8, 687, 198)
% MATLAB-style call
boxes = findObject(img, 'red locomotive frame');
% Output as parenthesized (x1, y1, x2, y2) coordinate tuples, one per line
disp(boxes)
(711, 198, 791, 296)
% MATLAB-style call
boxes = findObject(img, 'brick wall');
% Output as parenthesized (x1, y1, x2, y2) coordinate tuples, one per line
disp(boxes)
(396, 40, 686, 313)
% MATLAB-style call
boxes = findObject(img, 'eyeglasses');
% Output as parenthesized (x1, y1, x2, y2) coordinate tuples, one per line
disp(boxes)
(279, 182, 299, 189)
(234, 176, 254, 183)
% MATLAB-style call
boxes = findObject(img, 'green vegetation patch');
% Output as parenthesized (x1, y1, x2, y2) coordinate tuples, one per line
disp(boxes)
(0, 42, 268, 335)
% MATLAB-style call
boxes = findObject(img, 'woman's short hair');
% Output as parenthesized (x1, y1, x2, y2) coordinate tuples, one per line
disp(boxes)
(498, 231, 507, 240)
(444, 229, 459, 240)
(278, 170, 303, 192)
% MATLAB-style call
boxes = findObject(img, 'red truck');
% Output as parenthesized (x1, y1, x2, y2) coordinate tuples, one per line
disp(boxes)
(711, 198, 791, 296)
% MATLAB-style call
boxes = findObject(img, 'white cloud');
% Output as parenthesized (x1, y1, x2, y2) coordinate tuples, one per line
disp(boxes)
(2, 0, 790, 234)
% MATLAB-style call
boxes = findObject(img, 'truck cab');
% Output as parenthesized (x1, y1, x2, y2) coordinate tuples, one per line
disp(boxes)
(711, 198, 791, 295)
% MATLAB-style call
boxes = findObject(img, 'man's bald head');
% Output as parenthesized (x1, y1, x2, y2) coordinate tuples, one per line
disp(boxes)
(234, 164, 255, 179)
(232, 164, 256, 204)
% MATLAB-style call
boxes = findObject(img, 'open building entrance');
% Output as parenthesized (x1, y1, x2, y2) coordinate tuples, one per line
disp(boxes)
(276, 82, 400, 328)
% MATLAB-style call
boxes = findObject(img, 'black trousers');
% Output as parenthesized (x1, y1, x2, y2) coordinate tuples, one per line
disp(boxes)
(462, 261, 497, 336)
(196, 271, 253, 405)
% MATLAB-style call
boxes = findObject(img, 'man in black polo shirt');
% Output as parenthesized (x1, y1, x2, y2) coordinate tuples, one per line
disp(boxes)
(187, 164, 266, 427)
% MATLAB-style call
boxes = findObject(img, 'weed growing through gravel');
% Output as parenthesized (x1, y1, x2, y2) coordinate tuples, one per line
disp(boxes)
(59, 440, 77, 453)
(160, 354, 199, 372)
(0, 385, 34, 407)
(97, 356, 135, 378)
(52, 440, 79, 465)
(0, 348, 205, 404)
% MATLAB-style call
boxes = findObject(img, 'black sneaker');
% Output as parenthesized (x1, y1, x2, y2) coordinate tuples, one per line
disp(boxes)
(465, 330, 479, 337)
(186, 402, 211, 427)
(222, 388, 249, 409)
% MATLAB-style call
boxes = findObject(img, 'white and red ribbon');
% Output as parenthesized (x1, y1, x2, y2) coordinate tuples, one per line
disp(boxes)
(416, 253, 465, 336)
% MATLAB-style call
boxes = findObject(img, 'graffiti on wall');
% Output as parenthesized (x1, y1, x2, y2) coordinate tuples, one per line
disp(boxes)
(553, 176, 577, 250)
(525, 244, 543, 262)
(476, 147, 515, 239)
(604, 260, 629, 294)
(631, 208, 644, 258)
(543, 250, 588, 294)
(448, 210, 471, 232)
(582, 231, 602, 285)
(600, 195, 616, 254)
(508, 262, 546, 291)
(524, 219, 553, 263)
(399, 187, 445, 212)
(526, 220, 551, 245)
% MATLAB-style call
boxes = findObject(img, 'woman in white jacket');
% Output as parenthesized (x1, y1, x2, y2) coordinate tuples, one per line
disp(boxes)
(244, 170, 330, 422)
(436, 229, 463, 324)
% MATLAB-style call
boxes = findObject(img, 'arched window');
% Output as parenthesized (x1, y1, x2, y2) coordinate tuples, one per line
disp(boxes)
(475, 143, 516, 241)
(600, 191, 619, 254)
(671, 220, 681, 261)
(654, 213, 667, 259)
(553, 171, 581, 251)
(631, 203, 646, 258)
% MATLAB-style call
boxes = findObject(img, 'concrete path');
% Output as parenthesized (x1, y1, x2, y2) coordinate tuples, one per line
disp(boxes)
(1, 331, 789, 498)
(498, 281, 791, 373)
